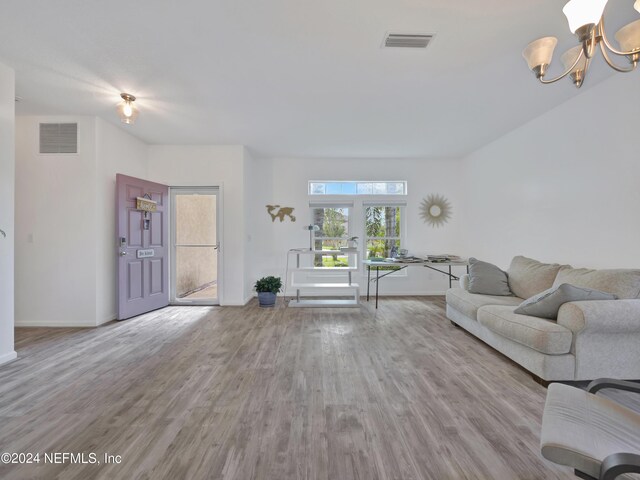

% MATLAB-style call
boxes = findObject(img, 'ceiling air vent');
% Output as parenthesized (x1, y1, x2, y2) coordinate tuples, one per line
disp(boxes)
(39, 123, 78, 154)
(383, 33, 433, 49)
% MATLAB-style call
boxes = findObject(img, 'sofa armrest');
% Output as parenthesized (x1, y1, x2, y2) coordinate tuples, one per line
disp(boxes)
(600, 453, 640, 480)
(557, 300, 640, 335)
(459, 274, 470, 291)
(557, 300, 640, 379)
(587, 378, 640, 394)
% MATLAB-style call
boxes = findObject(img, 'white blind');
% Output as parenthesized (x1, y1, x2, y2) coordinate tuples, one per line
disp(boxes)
(362, 201, 407, 207)
(309, 202, 354, 208)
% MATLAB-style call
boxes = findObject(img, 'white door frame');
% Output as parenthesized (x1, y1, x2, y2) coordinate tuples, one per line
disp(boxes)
(169, 186, 222, 305)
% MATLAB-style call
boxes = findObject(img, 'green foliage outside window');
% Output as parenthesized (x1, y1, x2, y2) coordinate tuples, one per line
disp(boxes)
(365, 206, 401, 258)
(312, 207, 350, 267)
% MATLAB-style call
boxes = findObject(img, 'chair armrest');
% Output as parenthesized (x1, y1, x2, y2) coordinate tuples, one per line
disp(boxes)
(588, 378, 640, 394)
(600, 453, 640, 480)
(557, 300, 640, 335)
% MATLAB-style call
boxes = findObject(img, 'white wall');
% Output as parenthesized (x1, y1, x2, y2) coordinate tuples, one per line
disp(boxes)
(0, 62, 16, 364)
(95, 118, 148, 323)
(462, 73, 640, 270)
(15, 116, 98, 326)
(15, 116, 148, 326)
(147, 145, 249, 305)
(249, 157, 467, 295)
(243, 149, 260, 301)
(11, 66, 639, 330)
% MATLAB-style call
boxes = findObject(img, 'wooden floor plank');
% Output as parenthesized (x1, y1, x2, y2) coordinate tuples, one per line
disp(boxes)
(0, 298, 576, 479)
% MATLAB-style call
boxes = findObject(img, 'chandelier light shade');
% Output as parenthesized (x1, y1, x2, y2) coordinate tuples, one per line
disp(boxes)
(523, 0, 640, 88)
(561, 45, 588, 86)
(522, 37, 558, 72)
(116, 93, 139, 124)
(561, 45, 587, 72)
(615, 19, 640, 52)
(562, 0, 609, 34)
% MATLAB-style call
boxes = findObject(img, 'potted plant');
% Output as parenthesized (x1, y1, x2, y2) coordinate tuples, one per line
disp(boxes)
(254, 276, 282, 307)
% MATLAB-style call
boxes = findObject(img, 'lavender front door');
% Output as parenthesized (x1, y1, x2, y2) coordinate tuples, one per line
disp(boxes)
(116, 174, 169, 320)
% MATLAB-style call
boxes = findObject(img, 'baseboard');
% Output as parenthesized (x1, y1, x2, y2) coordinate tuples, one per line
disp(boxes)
(221, 300, 251, 306)
(299, 291, 446, 297)
(234, 293, 446, 305)
(15, 319, 97, 328)
(0, 351, 17, 366)
(362, 291, 446, 296)
(97, 314, 116, 326)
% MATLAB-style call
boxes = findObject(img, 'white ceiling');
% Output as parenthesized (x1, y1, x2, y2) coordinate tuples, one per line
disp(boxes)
(0, 0, 635, 158)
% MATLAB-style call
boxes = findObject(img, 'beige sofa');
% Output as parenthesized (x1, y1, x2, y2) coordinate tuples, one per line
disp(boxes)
(446, 256, 640, 381)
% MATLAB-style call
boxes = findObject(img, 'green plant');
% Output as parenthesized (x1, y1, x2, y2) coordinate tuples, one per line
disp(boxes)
(254, 276, 282, 294)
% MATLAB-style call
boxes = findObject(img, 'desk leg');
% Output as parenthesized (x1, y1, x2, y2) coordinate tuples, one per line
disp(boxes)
(375, 267, 379, 309)
(367, 266, 371, 301)
(449, 265, 452, 289)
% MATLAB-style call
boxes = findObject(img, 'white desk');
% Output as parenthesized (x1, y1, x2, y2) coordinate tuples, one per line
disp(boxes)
(363, 258, 469, 308)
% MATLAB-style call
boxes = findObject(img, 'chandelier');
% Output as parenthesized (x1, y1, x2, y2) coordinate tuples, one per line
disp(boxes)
(522, 0, 640, 87)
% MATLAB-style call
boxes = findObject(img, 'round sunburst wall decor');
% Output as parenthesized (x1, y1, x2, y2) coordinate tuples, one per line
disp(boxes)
(419, 194, 452, 228)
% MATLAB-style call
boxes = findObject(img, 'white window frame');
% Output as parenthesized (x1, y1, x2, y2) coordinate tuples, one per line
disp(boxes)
(308, 181, 407, 196)
(309, 203, 353, 271)
(363, 202, 407, 277)
(309, 195, 409, 278)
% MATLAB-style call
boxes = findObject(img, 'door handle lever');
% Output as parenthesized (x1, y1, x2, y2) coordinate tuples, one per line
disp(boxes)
(119, 251, 127, 257)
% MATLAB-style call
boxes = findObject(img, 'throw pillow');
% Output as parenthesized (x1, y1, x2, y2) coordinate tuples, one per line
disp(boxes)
(514, 283, 617, 320)
(467, 258, 512, 296)
(507, 255, 566, 300)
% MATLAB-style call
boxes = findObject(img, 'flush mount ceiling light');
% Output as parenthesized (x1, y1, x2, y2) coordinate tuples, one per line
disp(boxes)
(116, 93, 139, 124)
(523, 0, 640, 88)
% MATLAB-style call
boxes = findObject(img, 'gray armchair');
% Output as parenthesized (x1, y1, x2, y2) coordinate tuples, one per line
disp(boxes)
(541, 379, 640, 480)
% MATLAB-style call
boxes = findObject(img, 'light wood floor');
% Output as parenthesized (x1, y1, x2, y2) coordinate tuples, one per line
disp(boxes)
(0, 297, 577, 480)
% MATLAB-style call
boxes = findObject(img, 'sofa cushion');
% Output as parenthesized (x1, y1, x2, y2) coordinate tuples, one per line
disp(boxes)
(467, 257, 512, 296)
(478, 305, 573, 354)
(553, 266, 640, 299)
(446, 288, 523, 321)
(514, 283, 617, 320)
(507, 256, 565, 300)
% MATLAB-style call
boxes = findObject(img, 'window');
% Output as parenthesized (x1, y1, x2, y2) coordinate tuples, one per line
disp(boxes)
(307, 182, 407, 273)
(309, 181, 406, 196)
(365, 205, 403, 259)
(310, 205, 350, 267)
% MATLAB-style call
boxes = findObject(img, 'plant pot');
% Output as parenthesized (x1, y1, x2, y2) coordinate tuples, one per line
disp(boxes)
(258, 292, 277, 307)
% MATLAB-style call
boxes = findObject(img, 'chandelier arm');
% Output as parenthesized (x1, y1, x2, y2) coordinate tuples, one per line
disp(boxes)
(599, 39, 637, 72)
(583, 26, 597, 59)
(578, 56, 592, 87)
(539, 49, 584, 84)
(599, 17, 640, 56)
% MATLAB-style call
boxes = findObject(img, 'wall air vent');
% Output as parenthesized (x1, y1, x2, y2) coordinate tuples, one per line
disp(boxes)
(383, 33, 433, 49)
(39, 123, 78, 154)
